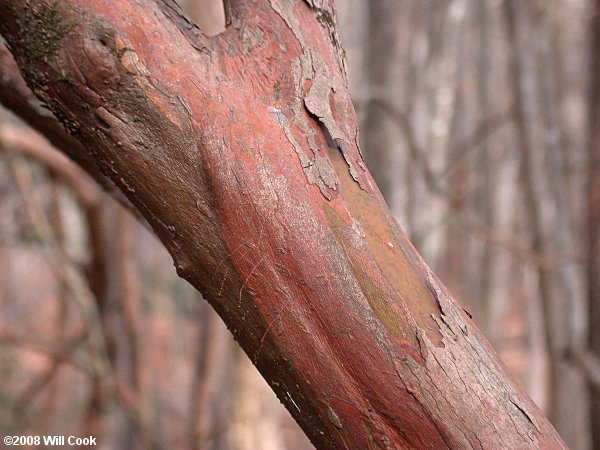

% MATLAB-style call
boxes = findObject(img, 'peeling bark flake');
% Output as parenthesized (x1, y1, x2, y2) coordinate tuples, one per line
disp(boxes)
(327, 406, 343, 429)
(270, 105, 337, 199)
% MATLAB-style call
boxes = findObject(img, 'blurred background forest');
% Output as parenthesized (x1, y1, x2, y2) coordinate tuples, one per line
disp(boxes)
(0, 0, 598, 449)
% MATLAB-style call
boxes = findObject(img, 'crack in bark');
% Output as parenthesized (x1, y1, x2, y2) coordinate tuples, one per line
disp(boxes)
(155, 0, 212, 55)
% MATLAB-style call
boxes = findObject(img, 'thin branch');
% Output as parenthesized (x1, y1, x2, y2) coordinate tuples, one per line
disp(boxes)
(6, 155, 111, 375)
(460, 211, 586, 271)
(355, 95, 512, 194)
(0, 121, 101, 207)
(12, 333, 88, 420)
(568, 348, 600, 389)
(440, 108, 514, 179)
(0, 331, 91, 373)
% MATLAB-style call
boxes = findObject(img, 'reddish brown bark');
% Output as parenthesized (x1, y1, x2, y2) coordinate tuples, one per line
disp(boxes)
(0, 43, 141, 217)
(0, 0, 566, 448)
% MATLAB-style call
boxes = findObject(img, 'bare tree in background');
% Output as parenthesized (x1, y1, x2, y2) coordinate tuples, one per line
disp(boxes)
(343, 1, 591, 448)
(588, 1, 600, 448)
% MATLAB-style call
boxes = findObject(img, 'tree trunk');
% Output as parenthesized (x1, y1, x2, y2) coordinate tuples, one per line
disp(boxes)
(0, 0, 566, 448)
(229, 346, 286, 450)
(588, 0, 600, 447)
(361, 0, 402, 203)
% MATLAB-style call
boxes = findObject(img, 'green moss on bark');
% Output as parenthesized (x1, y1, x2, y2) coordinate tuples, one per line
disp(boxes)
(8, 1, 72, 62)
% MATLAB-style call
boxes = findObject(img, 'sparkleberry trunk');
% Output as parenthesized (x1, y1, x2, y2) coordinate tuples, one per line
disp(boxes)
(0, 0, 566, 448)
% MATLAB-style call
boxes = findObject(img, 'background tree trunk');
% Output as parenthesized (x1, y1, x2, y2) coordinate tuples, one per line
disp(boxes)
(588, 0, 600, 447)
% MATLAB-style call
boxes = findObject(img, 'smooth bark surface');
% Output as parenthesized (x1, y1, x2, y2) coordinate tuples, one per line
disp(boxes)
(0, 0, 566, 448)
